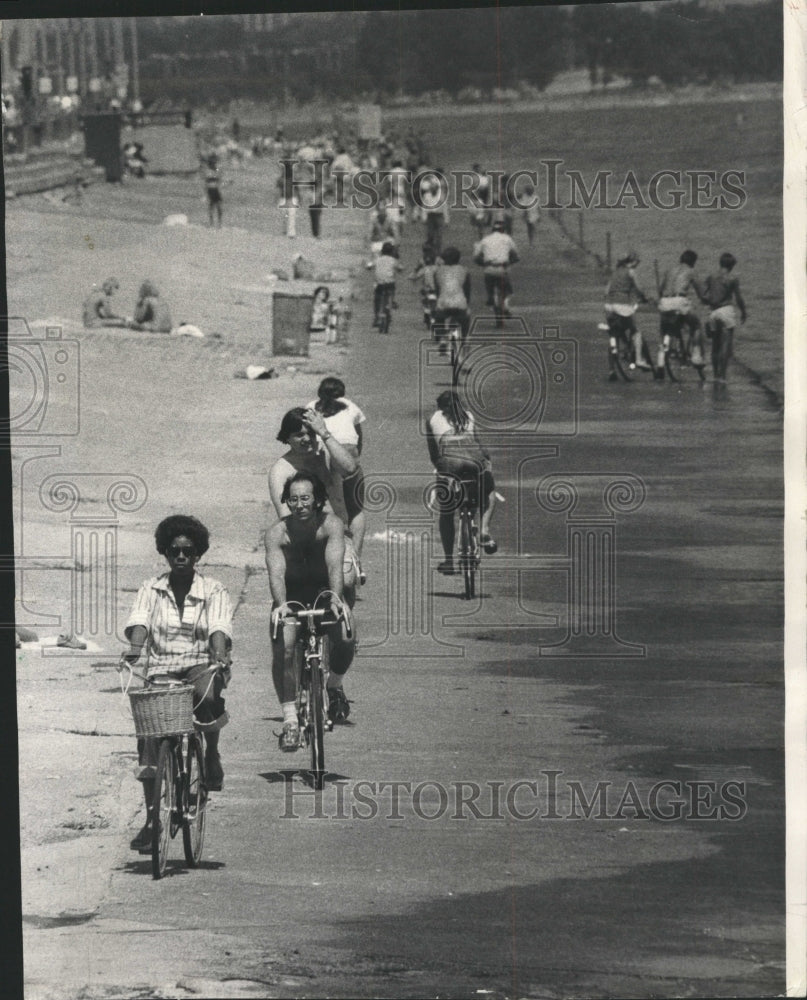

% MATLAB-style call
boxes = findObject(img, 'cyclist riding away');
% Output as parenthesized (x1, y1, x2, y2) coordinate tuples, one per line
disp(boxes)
(426, 390, 498, 575)
(474, 215, 519, 316)
(657, 249, 706, 367)
(604, 250, 652, 373)
(433, 245, 471, 351)
(703, 252, 747, 384)
(372, 241, 401, 329)
(265, 472, 355, 751)
(121, 515, 233, 852)
(368, 203, 397, 263)
(409, 244, 440, 329)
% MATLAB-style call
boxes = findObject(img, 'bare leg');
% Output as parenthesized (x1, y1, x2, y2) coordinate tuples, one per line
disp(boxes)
(439, 511, 455, 560)
(349, 511, 366, 559)
(272, 622, 300, 705)
(711, 322, 724, 380)
(715, 327, 734, 381)
(481, 490, 497, 540)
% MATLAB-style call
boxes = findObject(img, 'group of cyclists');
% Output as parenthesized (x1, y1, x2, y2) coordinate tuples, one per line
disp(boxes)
(120, 379, 371, 850)
(604, 247, 747, 385)
(116, 146, 748, 853)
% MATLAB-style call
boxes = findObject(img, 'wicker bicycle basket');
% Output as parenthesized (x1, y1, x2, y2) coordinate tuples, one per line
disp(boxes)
(128, 685, 195, 738)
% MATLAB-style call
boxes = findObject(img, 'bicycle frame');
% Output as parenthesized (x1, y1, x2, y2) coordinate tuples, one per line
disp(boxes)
(272, 597, 350, 789)
(119, 664, 215, 879)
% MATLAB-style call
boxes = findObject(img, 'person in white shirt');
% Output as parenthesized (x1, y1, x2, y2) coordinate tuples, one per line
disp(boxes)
(308, 377, 368, 577)
(473, 215, 519, 315)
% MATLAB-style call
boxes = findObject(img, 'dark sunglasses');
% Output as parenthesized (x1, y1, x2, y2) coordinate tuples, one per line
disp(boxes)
(168, 545, 196, 558)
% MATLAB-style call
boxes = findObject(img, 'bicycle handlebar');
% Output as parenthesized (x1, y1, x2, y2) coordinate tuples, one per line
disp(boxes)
(271, 599, 351, 641)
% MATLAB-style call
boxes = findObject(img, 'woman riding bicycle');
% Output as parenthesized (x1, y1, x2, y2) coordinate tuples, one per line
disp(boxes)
(426, 390, 498, 575)
(121, 515, 233, 853)
(604, 250, 652, 372)
(433, 245, 471, 351)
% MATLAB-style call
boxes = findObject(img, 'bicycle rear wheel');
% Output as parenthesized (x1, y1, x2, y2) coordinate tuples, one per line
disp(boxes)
(609, 336, 632, 382)
(307, 656, 326, 789)
(449, 328, 461, 385)
(182, 736, 207, 867)
(492, 283, 504, 328)
(459, 510, 476, 600)
(151, 740, 174, 880)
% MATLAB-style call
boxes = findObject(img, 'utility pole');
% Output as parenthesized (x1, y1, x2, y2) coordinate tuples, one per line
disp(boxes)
(54, 20, 65, 96)
(129, 17, 140, 107)
(77, 19, 87, 98)
(1, 21, 16, 92)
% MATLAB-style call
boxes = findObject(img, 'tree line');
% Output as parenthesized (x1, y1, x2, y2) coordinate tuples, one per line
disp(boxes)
(136, 3, 782, 107)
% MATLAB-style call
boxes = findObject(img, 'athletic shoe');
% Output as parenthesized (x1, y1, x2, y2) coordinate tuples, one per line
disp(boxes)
(279, 722, 300, 752)
(130, 824, 153, 854)
(437, 559, 455, 575)
(482, 535, 498, 555)
(327, 687, 350, 723)
(205, 749, 224, 791)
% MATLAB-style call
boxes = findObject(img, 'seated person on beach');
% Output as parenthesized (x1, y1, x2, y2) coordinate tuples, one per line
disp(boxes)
(130, 280, 173, 332)
(119, 515, 233, 852)
(82, 277, 127, 328)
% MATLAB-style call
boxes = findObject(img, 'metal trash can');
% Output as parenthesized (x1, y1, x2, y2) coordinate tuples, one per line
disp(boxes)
(82, 113, 123, 181)
(272, 290, 314, 356)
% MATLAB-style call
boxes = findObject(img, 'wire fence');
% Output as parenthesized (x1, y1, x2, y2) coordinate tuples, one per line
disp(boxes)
(546, 208, 612, 273)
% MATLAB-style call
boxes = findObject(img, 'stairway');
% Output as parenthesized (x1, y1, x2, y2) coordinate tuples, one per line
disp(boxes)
(4, 148, 106, 198)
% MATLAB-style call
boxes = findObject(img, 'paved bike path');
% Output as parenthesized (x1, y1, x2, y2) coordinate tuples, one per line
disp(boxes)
(18, 199, 783, 997)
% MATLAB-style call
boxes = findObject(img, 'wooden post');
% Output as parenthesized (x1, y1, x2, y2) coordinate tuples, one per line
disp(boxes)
(77, 19, 87, 97)
(66, 19, 77, 81)
(129, 17, 140, 106)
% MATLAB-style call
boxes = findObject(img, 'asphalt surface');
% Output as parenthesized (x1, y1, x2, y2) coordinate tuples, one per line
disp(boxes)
(16, 196, 783, 999)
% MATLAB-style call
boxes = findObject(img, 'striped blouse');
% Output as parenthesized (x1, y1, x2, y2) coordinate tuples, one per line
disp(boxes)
(124, 571, 233, 677)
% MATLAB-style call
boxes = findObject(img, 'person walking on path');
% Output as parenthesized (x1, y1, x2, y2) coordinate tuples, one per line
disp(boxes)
(703, 252, 747, 384)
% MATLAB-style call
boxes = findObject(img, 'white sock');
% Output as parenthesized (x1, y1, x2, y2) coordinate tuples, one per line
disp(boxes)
(282, 702, 297, 725)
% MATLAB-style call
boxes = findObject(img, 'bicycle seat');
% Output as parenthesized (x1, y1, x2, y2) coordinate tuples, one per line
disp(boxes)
(452, 477, 480, 506)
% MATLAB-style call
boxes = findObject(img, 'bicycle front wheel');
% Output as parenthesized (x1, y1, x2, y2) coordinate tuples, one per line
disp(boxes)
(152, 740, 174, 880)
(182, 736, 207, 867)
(307, 656, 326, 790)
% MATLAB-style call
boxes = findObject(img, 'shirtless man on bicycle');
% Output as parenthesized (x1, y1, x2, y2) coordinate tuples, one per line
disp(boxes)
(657, 249, 707, 367)
(265, 471, 355, 751)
